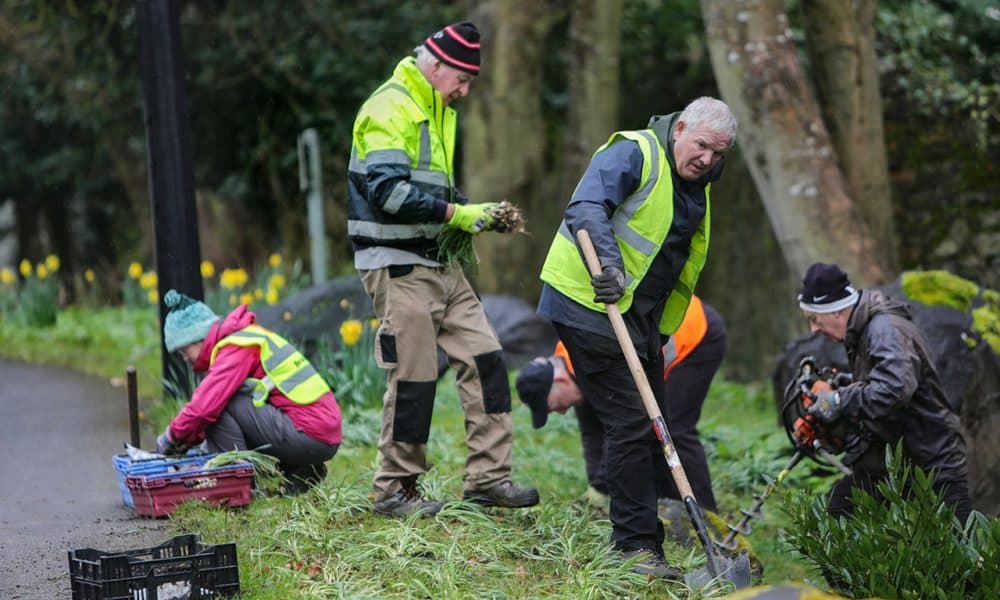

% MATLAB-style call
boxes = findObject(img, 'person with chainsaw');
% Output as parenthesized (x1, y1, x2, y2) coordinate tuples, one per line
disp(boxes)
(156, 290, 342, 494)
(347, 22, 538, 517)
(536, 97, 737, 578)
(517, 295, 726, 513)
(797, 263, 973, 522)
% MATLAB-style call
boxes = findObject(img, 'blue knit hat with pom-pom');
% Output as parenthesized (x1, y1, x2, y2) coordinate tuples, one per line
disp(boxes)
(163, 289, 219, 352)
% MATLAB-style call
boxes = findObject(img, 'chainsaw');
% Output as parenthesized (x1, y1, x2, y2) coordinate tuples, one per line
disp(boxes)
(717, 356, 864, 552)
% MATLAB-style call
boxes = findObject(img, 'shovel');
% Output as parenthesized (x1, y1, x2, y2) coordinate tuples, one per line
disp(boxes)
(576, 229, 751, 590)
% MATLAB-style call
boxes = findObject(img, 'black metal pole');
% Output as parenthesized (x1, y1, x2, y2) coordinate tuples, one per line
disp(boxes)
(136, 0, 203, 394)
(127, 366, 141, 447)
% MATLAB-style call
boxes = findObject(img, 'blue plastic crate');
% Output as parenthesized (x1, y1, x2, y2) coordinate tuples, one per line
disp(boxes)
(113, 452, 216, 508)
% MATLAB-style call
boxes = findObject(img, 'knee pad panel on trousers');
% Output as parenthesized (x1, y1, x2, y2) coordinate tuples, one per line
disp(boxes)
(474, 350, 511, 414)
(392, 380, 436, 443)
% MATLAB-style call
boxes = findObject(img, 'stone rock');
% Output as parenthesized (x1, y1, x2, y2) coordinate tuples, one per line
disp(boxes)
(771, 279, 1000, 515)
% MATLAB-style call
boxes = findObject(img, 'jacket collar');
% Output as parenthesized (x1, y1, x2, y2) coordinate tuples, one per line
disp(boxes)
(393, 57, 444, 117)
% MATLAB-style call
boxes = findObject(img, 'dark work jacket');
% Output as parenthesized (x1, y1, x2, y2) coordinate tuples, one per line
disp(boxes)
(840, 290, 968, 483)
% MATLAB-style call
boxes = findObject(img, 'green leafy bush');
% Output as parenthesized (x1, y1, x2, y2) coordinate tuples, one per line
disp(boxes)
(779, 445, 999, 599)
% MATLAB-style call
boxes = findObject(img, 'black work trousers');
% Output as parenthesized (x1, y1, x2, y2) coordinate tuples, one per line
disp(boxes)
(556, 322, 671, 553)
(575, 308, 725, 512)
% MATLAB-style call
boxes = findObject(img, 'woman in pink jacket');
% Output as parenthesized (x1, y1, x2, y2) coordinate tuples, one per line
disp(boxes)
(157, 289, 342, 493)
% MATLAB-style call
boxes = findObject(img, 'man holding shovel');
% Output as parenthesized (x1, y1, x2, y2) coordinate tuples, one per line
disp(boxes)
(536, 97, 737, 579)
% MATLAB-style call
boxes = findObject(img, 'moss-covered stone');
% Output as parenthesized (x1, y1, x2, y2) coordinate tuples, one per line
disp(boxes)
(972, 292, 1000, 355)
(901, 270, 980, 312)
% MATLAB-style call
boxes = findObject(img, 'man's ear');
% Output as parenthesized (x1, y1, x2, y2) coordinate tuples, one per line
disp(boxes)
(673, 120, 686, 140)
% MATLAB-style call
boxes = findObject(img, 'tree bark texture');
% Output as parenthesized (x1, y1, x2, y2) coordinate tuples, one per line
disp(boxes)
(560, 0, 623, 201)
(461, 0, 562, 296)
(801, 0, 897, 271)
(700, 0, 889, 286)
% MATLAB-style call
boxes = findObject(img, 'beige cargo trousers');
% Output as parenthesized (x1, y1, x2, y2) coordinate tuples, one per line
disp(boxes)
(360, 264, 514, 501)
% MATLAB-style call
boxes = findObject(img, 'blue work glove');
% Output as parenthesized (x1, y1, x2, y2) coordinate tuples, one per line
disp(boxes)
(591, 265, 626, 304)
(448, 202, 497, 234)
(156, 426, 185, 456)
(807, 390, 843, 423)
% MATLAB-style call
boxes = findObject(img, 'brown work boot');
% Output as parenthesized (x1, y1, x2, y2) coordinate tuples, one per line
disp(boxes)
(374, 482, 443, 518)
(463, 480, 540, 508)
(618, 548, 683, 580)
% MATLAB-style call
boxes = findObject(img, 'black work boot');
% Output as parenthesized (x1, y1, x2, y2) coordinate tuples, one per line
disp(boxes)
(463, 480, 540, 508)
(373, 482, 443, 518)
(618, 548, 683, 580)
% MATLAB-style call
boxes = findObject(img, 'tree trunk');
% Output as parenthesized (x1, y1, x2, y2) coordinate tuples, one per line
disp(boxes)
(700, 0, 889, 286)
(461, 1, 561, 296)
(801, 0, 897, 271)
(560, 0, 623, 201)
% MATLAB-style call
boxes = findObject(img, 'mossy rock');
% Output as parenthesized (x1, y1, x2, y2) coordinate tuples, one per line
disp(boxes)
(901, 270, 999, 355)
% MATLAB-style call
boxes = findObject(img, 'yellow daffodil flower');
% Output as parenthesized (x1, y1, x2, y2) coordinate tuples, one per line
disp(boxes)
(268, 274, 285, 290)
(268, 253, 282, 268)
(266, 288, 279, 305)
(19, 259, 32, 277)
(0, 267, 15, 285)
(128, 262, 143, 279)
(254, 288, 264, 299)
(239, 292, 254, 306)
(220, 268, 249, 290)
(36, 264, 49, 279)
(139, 271, 158, 290)
(369, 318, 380, 330)
(228, 293, 238, 306)
(84, 269, 95, 283)
(340, 319, 364, 346)
(45, 254, 60, 272)
(200, 260, 216, 279)
(147, 289, 159, 304)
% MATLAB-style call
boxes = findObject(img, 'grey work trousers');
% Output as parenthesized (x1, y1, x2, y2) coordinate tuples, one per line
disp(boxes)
(360, 264, 513, 501)
(206, 393, 339, 478)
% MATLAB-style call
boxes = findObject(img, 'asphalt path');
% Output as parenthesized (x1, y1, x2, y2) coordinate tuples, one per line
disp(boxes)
(0, 358, 165, 598)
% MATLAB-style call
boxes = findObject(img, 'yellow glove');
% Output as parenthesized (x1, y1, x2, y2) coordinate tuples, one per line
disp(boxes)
(448, 203, 497, 234)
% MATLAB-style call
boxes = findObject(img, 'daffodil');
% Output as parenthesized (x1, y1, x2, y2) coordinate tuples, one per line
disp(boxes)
(228, 293, 238, 306)
(339, 298, 351, 310)
(84, 269, 95, 283)
(254, 288, 264, 299)
(19, 259, 32, 277)
(200, 260, 216, 279)
(266, 288, 279, 305)
(239, 292, 254, 306)
(267, 274, 285, 290)
(369, 318, 380, 330)
(36, 264, 49, 279)
(147, 289, 159, 304)
(45, 254, 60, 272)
(139, 271, 158, 290)
(282, 310, 293, 321)
(128, 262, 143, 279)
(339, 319, 364, 347)
(0, 267, 15, 285)
(268, 253, 282, 268)
(220, 268, 249, 290)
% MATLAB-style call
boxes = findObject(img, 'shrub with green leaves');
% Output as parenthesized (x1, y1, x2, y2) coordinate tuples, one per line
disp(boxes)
(779, 444, 999, 599)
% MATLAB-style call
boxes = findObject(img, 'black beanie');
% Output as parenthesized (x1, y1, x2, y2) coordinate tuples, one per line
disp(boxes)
(798, 263, 859, 313)
(425, 22, 481, 75)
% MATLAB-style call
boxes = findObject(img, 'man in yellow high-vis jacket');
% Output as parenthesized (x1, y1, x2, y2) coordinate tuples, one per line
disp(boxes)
(348, 22, 538, 517)
(536, 97, 736, 579)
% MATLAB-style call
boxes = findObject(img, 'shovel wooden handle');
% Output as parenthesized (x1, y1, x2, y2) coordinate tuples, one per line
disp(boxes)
(575, 229, 695, 500)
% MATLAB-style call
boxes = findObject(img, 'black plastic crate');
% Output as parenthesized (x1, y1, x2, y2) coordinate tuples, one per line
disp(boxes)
(68, 533, 239, 600)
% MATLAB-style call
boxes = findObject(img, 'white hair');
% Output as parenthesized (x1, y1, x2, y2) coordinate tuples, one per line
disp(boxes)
(679, 96, 738, 143)
(414, 45, 437, 70)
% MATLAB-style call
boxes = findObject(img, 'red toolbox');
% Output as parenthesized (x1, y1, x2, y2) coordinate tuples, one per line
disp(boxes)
(125, 463, 254, 517)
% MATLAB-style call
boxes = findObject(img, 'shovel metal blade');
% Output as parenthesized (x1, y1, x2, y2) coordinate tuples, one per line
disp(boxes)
(683, 549, 752, 590)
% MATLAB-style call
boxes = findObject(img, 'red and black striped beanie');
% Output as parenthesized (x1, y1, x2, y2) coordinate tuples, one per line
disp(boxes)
(425, 22, 481, 75)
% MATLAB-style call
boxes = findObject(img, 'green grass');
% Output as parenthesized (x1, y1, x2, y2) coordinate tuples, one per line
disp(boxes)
(0, 307, 837, 597)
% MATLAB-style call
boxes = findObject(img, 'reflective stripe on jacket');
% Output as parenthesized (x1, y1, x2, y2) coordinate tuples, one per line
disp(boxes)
(539, 129, 710, 335)
(210, 324, 330, 408)
(348, 57, 457, 253)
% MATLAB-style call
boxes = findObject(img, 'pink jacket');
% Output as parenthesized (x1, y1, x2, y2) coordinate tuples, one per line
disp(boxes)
(168, 305, 343, 446)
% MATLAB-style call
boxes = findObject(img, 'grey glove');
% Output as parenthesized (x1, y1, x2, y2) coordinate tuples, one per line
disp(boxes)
(591, 265, 626, 304)
(808, 391, 842, 423)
